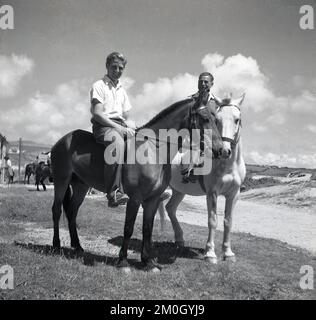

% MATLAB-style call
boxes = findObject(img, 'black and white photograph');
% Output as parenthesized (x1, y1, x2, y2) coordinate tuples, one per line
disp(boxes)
(0, 0, 315, 305)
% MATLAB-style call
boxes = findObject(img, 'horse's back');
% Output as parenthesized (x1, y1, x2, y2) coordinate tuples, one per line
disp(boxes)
(51, 129, 108, 191)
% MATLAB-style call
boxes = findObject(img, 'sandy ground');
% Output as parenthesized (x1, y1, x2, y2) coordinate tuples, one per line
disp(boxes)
(159, 194, 316, 255)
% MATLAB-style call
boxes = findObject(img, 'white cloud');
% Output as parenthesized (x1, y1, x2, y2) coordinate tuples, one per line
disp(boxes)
(130, 73, 197, 125)
(291, 90, 316, 114)
(201, 53, 274, 112)
(129, 52, 280, 125)
(2, 51, 315, 169)
(201, 53, 224, 74)
(0, 79, 91, 144)
(0, 54, 34, 97)
(128, 52, 283, 129)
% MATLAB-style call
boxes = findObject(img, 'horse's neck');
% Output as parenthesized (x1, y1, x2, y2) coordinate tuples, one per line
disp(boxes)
(235, 138, 243, 165)
(138, 102, 190, 164)
(142, 102, 190, 133)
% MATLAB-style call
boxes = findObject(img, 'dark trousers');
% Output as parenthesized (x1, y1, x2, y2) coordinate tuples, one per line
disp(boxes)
(93, 125, 125, 199)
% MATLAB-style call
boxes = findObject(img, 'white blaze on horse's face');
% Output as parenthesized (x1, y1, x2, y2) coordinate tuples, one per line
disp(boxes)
(216, 94, 244, 159)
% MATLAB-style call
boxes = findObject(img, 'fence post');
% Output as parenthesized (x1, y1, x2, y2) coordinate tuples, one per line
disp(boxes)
(18, 138, 22, 183)
(0, 148, 4, 184)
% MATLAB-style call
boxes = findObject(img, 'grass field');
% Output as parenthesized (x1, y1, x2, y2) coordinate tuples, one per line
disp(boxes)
(0, 185, 315, 300)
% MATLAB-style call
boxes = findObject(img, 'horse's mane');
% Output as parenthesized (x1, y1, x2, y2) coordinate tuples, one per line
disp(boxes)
(139, 98, 194, 129)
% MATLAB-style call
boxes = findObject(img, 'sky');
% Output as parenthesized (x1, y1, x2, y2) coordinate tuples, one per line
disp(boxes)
(0, 0, 316, 168)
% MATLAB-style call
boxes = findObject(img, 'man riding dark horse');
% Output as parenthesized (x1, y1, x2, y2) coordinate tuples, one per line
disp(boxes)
(90, 52, 135, 207)
(90, 52, 169, 207)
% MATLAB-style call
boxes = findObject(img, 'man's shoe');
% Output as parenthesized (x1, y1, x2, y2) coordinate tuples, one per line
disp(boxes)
(108, 190, 129, 207)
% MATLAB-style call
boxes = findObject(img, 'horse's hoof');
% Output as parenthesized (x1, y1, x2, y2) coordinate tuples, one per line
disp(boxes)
(117, 258, 130, 269)
(205, 257, 218, 264)
(175, 241, 185, 247)
(121, 267, 132, 274)
(150, 267, 161, 274)
(143, 260, 162, 273)
(52, 246, 61, 254)
(74, 247, 84, 256)
(223, 255, 236, 262)
(144, 265, 161, 273)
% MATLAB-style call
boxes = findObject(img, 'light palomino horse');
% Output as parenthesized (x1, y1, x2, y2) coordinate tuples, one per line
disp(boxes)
(158, 94, 246, 264)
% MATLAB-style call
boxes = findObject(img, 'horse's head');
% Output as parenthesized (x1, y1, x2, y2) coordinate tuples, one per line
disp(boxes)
(185, 101, 223, 158)
(142, 98, 223, 158)
(214, 93, 245, 159)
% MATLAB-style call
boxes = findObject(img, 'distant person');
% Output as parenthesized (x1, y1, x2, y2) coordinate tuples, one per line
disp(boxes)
(4, 155, 11, 169)
(4, 155, 13, 182)
(45, 151, 51, 166)
(37, 152, 50, 165)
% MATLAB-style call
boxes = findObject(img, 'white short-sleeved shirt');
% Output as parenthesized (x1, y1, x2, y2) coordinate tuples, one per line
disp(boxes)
(90, 75, 132, 120)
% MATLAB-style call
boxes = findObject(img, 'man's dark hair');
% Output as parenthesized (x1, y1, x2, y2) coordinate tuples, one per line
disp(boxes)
(199, 72, 214, 82)
(106, 52, 127, 67)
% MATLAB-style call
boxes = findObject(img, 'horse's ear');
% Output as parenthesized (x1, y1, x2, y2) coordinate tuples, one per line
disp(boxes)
(232, 93, 245, 107)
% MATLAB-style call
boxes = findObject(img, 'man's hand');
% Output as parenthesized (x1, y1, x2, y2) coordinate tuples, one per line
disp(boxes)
(125, 119, 137, 129)
(120, 126, 135, 138)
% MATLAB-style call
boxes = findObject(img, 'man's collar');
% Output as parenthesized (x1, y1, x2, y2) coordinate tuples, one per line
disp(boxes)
(103, 75, 122, 88)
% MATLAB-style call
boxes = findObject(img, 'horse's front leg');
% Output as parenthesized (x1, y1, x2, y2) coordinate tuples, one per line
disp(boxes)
(118, 199, 140, 269)
(157, 202, 166, 237)
(222, 190, 239, 261)
(165, 188, 185, 246)
(205, 191, 218, 264)
(41, 179, 46, 191)
(141, 196, 161, 272)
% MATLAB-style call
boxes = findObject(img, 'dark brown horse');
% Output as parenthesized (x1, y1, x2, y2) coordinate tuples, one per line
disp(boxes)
(35, 163, 53, 191)
(51, 98, 223, 271)
(24, 163, 36, 184)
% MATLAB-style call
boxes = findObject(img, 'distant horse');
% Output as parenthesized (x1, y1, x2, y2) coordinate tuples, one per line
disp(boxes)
(24, 163, 36, 184)
(51, 98, 224, 272)
(35, 162, 53, 191)
(158, 94, 246, 264)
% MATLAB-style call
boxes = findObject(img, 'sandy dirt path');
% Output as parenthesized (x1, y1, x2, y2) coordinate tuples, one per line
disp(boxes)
(160, 195, 316, 255)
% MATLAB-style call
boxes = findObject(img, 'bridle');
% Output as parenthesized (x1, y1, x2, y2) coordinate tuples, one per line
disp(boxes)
(217, 104, 242, 148)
